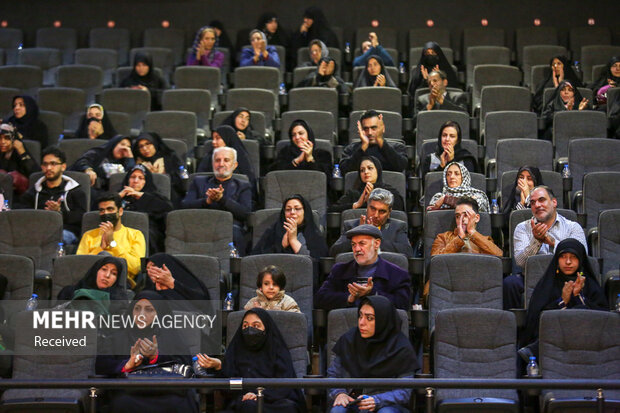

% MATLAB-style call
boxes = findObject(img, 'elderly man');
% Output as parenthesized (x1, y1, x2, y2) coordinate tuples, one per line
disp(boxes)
(315, 224, 411, 311)
(181, 146, 253, 254)
(340, 110, 408, 173)
(414, 69, 467, 119)
(330, 188, 412, 257)
(77, 192, 146, 288)
(503, 185, 586, 309)
(353, 32, 395, 67)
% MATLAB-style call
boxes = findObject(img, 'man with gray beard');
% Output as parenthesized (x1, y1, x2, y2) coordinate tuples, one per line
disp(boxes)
(181, 146, 253, 254)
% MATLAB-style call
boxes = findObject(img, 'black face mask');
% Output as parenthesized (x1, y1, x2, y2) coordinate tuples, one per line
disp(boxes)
(100, 213, 119, 226)
(424, 54, 440, 68)
(241, 326, 267, 350)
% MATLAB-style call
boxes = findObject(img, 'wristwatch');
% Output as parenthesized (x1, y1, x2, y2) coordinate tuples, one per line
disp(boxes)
(108, 240, 117, 249)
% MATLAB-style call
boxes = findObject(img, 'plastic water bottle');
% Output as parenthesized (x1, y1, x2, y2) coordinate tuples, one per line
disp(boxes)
(279, 82, 286, 95)
(228, 242, 239, 258)
(3, 199, 10, 211)
(562, 164, 571, 178)
(17, 43, 23, 50)
(58, 134, 64, 142)
(223, 292, 234, 311)
(344, 42, 350, 54)
(56, 242, 65, 258)
(573, 61, 582, 78)
(399, 62, 406, 74)
(332, 164, 342, 178)
(615, 294, 620, 312)
(491, 199, 499, 214)
(26, 294, 38, 311)
(192, 356, 207, 377)
(527, 356, 540, 376)
(179, 165, 189, 180)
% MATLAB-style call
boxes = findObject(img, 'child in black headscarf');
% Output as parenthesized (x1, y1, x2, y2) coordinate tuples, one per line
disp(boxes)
(5, 95, 48, 148)
(120, 52, 168, 110)
(328, 295, 419, 412)
(195, 308, 305, 413)
(519, 238, 607, 362)
(354, 55, 396, 88)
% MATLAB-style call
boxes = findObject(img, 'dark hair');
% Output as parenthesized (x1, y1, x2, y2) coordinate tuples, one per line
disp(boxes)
(532, 185, 556, 200)
(256, 265, 286, 289)
(97, 192, 122, 209)
(360, 110, 380, 123)
(456, 196, 479, 214)
(429, 69, 447, 80)
(438, 120, 462, 145)
(41, 146, 66, 164)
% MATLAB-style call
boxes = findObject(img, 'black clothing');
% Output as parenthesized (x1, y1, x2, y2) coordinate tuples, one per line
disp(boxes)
(57, 256, 128, 302)
(296, 57, 349, 94)
(120, 52, 168, 110)
(143, 253, 210, 301)
(74, 110, 118, 140)
(181, 175, 252, 224)
(340, 141, 408, 174)
(501, 166, 543, 215)
(0, 147, 39, 179)
(532, 56, 582, 113)
(257, 12, 290, 49)
(354, 55, 396, 88)
(588, 56, 620, 95)
(219, 108, 267, 146)
(419, 124, 478, 179)
(290, 6, 339, 54)
(6, 95, 48, 148)
(542, 81, 592, 140)
(408, 42, 459, 101)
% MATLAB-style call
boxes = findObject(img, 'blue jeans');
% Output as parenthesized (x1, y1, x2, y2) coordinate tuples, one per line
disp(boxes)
(330, 404, 407, 413)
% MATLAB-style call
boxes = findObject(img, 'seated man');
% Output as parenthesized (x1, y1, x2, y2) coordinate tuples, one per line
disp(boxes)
(431, 196, 502, 256)
(181, 146, 252, 254)
(339, 110, 408, 174)
(414, 69, 467, 120)
(77, 192, 146, 288)
(503, 186, 586, 309)
(353, 32, 395, 67)
(330, 188, 413, 257)
(17, 147, 87, 245)
(315, 224, 410, 311)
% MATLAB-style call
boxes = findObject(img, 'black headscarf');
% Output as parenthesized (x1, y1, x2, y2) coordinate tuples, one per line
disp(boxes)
(432, 121, 477, 168)
(6, 95, 48, 147)
(208, 20, 233, 50)
(71, 134, 135, 181)
(143, 253, 210, 301)
(298, 56, 348, 94)
(131, 131, 184, 195)
(354, 155, 404, 210)
(120, 52, 167, 110)
(332, 295, 419, 378)
(74, 104, 118, 140)
(522, 238, 608, 347)
(589, 55, 620, 93)
(196, 125, 256, 186)
(256, 12, 290, 48)
(287, 119, 316, 156)
(57, 256, 128, 301)
(533, 56, 582, 113)
(222, 308, 305, 405)
(354, 55, 396, 88)
(251, 194, 328, 259)
(299, 6, 339, 48)
(502, 166, 543, 214)
(122, 164, 157, 193)
(220, 108, 261, 142)
(409, 42, 458, 96)
(543, 81, 591, 126)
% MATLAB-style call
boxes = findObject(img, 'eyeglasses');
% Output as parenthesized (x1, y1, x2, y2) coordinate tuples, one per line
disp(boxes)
(42, 161, 63, 167)
(285, 207, 303, 213)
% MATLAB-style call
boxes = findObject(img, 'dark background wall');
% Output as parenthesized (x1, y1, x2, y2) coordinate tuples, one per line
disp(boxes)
(5, 0, 619, 52)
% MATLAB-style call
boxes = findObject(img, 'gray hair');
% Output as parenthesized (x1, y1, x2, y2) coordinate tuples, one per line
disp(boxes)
(212, 146, 237, 164)
(368, 187, 393, 207)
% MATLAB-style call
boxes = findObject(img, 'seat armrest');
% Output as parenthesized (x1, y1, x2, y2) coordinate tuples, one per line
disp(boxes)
(508, 308, 527, 328)
(327, 212, 342, 230)
(312, 309, 327, 328)
(411, 308, 429, 329)
(320, 257, 335, 276)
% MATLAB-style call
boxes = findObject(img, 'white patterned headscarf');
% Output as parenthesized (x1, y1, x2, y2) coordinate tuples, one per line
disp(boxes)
(429, 161, 490, 212)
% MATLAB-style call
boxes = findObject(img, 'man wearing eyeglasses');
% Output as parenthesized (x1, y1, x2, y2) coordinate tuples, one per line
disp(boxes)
(17, 147, 87, 245)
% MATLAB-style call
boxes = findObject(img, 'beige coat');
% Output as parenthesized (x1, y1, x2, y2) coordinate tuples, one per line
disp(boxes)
(243, 289, 301, 313)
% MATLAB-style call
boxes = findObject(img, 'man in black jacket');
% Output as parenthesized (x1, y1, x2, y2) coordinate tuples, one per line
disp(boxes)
(17, 147, 87, 245)
(414, 69, 468, 120)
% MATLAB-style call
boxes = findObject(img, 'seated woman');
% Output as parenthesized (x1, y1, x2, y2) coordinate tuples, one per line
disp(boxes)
(354, 55, 396, 88)
(296, 56, 348, 94)
(269, 119, 332, 178)
(120, 52, 168, 110)
(330, 155, 404, 212)
(187, 26, 224, 68)
(589, 56, 620, 111)
(131, 132, 185, 205)
(257, 12, 290, 49)
(251, 194, 328, 261)
(96, 290, 199, 413)
(519, 238, 607, 361)
(532, 56, 582, 113)
(144, 253, 210, 301)
(74, 103, 118, 140)
(0, 123, 39, 195)
(57, 256, 128, 302)
(328, 295, 419, 413)
(542, 80, 591, 140)
(220, 108, 267, 146)
(196, 125, 257, 192)
(501, 166, 543, 214)
(119, 165, 172, 253)
(408, 42, 459, 99)
(427, 161, 490, 212)
(239, 30, 280, 68)
(243, 265, 300, 312)
(196, 308, 305, 413)
(5, 95, 48, 149)
(419, 120, 477, 179)
(71, 135, 135, 196)
(291, 6, 340, 55)
(301, 39, 329, 67)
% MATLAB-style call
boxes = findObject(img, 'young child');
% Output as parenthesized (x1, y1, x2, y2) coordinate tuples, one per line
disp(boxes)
(243, 265, 300, 312)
